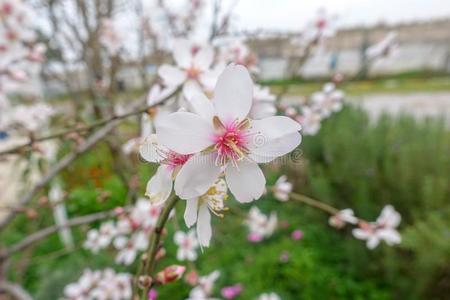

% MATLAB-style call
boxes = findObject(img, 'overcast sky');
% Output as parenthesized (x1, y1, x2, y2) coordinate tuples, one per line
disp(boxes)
(228, 0, 450, 31)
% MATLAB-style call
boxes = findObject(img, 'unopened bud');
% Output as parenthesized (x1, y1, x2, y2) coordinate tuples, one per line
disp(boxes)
(26, 209, 37, 219)
(155, 248, 166, 261)
(138, 275, 153, 289)
(155, 265, 185, 285)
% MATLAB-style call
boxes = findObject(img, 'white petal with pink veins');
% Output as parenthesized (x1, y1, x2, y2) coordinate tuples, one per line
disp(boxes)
(156, 112, 214, 154)
(158, 64, 187, 86)
(225, 161, 266, 203)
(174, 153, 222, 199)
(213, 64, 253, 122)
(197, 202, 212, 247)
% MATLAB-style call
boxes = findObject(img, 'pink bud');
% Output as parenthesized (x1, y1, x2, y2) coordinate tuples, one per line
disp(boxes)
(221, 284, 243, 299)
(291, 229, 303, 240)
(156, 265, 185, 285)
(148, 288, 158, 300)
(247, 233, 263, 243)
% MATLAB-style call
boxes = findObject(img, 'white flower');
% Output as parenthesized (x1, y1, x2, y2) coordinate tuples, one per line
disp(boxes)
(258, 292, 281, 300)
(352, 205, 401, 249)
(311, 83, 344, 118)
(174, 229, 199, 261)
(188, 270, 221, 300)
(245, 206, 277, 242)
(114, 231, 148, 265)
(129, 197, 162, 230)
(140, 134, 192, 205)
(84, 228, 112, 253)
(158, 39, 221, 97)
(296, 106, 322, 136)
(329, 209, 358, 229)
(184, 179, 228, 247)
(250, 85, 277, 119)
(63, 269, 131, 300)
(156, 64, 302, 203)
(273, 175, 292, 202)
(221, 40, 259, 74)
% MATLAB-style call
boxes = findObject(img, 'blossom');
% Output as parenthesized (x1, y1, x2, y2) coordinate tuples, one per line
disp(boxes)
(184, 179, 228, 247)
(158, 39, 221, 96)
(291, 229, 303, 240)
(221, 40, 259, 74)
(258, 292, 281, 300)
(245, 206, 277, 242)
(273, 175, 292, 201)
(156, 64, 302, 203)
(63, 269, 131, 300)
(250, 85, 277, 119)
(188, 270, 220, 300)
(221, 284, 243, 299)
(311, 83, 344, 118)
(352, 205, 401, 249)
(329, 209, 358, 229)
(174, 229, 199, 261)
(295, 106, 322, 136)
(84, 222, 116, 253)
(140, 134, 191, 205)
(114, 231, 148, 265)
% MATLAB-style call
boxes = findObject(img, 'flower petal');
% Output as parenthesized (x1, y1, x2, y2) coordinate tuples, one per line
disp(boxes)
(145, 166, 173, 205)
(156, 112, 214, 154)
(225, 161, 266, 203)
(213, 64, 253, 122)
(173, 39, 192, 68)
(197, 202, 212, 247)
(139, 134, 160, 163)
(194, 46, 213, 70)
(248, 131, 302, 163)
(185, 92, 214, 121)
(174, 153, 222, 199)
(158, 64, 187, 86)
(184, 197, 199, 227)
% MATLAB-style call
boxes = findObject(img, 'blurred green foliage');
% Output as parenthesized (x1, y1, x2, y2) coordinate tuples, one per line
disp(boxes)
(2, 106, 449, 299)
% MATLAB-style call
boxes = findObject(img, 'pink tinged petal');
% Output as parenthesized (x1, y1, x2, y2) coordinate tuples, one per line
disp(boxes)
(156, 112, 214, 155)
(197, 202, 212, 247)
(249, 132, 302, 163)
(352, 228, 369, 240)
(173, 39, 192, 68)
(251, 116, 302, 139)
(198, 71, 218, 91)
(378, 229, 401, 245)
(225, 161, 266, 203)
(174, 231, 185, 244)
(194, 46, 214, 70)
(184, 197, 199, 227)
(145, 166, 173, 205)
(174, 153, 222, 199)
(158, 64, 187, 86)
(213, 64, 253, 122)
(185, 92, 214, 121)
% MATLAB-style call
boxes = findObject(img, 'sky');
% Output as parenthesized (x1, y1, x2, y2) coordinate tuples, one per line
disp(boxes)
(228, 0, 450, 32)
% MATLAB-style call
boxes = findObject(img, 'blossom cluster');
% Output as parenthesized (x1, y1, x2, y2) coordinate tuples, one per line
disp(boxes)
(63, 269, 131, 300)
(84, 198, 162, 265)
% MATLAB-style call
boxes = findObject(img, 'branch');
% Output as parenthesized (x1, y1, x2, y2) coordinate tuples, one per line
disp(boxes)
(132, 195, 179, 298)
(2, 207, 124, 258)
(0, 281, 32, 300)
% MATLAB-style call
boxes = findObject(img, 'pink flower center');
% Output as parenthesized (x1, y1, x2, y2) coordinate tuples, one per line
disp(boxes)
(165, 151, 191, 170)
(213, 118, 250, 166)
(186, 66, 201, 80)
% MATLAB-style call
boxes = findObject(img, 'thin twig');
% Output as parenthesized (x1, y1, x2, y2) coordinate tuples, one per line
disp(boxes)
(2, 207, 124, 258)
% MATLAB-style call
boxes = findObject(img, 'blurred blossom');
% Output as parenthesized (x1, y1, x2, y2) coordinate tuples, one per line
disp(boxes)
(63, 269, 131, 300)
(174, 229, 199, 261)
(352, 205, 401, 249)
(329, 209, 358, 229)
(279, 251, 290, 263)
(148, 288, 158, 300)
(250, 85, 277, 119)
(291, 229, 303, 240)
(245, 206, 277, 242)
(258, 292, 282, 300)
(273, 175, 293, 202)
(296, 106, 322, 136)
(221, 284, 243, 299)
(366, 31, 398, 60)
(187, 270, 220, 300)
(311, 83, 344, 118)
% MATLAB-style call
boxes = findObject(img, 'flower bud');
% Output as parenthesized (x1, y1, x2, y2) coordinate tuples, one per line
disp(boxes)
(155, 265, 185, 285)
